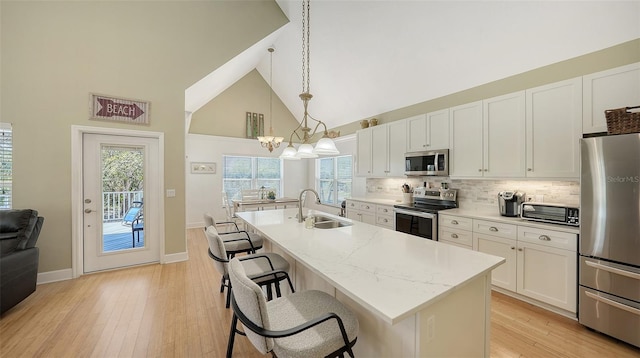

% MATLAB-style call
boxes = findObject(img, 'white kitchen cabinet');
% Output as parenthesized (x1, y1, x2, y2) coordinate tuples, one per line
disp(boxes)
(516, 226, 577, 312)
(356, 129, 372, 176)
(356, 121, 407, 177)
(472, 219, 518, 291)
(450, 93, 526, 178)
(387, 120, 407, 176)
(371, 125, 389, 176)
(441, 213, 579, 314)
(525, 77, 582, 178)
(483, 91, 526, 178)
(345, 200, 376, 225)
(449, 101, 483, 177)
(473, 233, 517, 292)
(583, 62, 640, 134)
(406, 110, 450, 152)
(375, 205, 395, 229)
(439, 214, 473, 249)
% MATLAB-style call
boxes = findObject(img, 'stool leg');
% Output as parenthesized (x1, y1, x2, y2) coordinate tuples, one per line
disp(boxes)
(226, 314, 238, 358)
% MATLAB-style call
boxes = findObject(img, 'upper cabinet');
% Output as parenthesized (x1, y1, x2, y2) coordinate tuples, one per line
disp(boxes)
(483, 91, 526, 178)
(583, 63, 640, 134)
(356, 120, 407, 177)
(449, 101, 483, 177)
(356, 128, 372, 176)
(525, 77, 582, 178)
(450, 93, 526, 178)
(406, 109, 450, 152)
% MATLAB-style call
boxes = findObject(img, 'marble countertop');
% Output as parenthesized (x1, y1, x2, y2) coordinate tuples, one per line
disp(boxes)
(347, 196, 405, 206)
(441, 208, 580, 234)
(236, 208, 505, 325)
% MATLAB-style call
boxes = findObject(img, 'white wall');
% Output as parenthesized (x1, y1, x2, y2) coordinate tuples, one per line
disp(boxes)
(186, 134, 307, 228)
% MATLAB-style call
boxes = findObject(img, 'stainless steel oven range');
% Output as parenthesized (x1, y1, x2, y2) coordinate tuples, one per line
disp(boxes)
(394, 188, 458, 240)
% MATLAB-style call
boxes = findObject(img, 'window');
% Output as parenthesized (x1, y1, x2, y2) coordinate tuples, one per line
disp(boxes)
(0, 123, 12, 209)
(223, 155, 282, 200)
(316, 155, 352, 206)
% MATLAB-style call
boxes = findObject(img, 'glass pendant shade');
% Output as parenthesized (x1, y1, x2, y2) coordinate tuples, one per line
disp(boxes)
(313, 137, 339, 155)
(295, 143, 318, 158)
(279, 143, 300, 160)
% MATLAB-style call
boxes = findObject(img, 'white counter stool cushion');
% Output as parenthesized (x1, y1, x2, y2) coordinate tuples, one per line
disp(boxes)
(227, 258, 358, 358)
(203, 213, 263, 255)
(206, 226, 293, 309)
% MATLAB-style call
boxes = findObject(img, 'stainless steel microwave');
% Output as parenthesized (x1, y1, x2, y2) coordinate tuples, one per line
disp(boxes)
(404, 149, 449, 176)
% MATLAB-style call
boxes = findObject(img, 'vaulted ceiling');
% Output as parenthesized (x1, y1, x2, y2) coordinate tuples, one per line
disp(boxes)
(187, 1, 640, 130)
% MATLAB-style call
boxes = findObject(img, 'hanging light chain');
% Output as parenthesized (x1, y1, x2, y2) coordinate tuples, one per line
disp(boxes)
(301, 0, 311, 94)
(269, 47, 274, 132)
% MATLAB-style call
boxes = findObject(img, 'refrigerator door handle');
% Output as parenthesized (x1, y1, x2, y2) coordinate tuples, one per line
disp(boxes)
(584, 291, 640, 316)
(585, 260, 640, 280)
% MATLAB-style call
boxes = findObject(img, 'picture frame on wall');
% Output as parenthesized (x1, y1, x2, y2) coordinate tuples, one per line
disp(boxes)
(246, 112, 265, 138)
(191, 162, 216, 174)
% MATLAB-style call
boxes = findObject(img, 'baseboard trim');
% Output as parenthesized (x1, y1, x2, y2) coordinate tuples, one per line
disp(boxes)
(164, 251, 189, 264)
(36, 252, 189, 284)
(37, 268, 73, 285)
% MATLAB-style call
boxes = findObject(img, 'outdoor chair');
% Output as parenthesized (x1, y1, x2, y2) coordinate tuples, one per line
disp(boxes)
(226, 257, 359, 358)
(205, 225, 293, 309)
(122, 201, 143, 226)
(131, 213, 143, 247)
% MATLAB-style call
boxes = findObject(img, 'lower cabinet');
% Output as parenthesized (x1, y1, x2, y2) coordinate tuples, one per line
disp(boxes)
(473, 233, 517, 292)
(440, 214, 578, 313)
(346, 200, 394, 228)
(346, 200, 376, 226)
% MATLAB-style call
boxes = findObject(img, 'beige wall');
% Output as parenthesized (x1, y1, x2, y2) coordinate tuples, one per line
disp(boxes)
(1, 1, 288, 272)
(332, 38, 640, 135)
(189, 69, 301, 142)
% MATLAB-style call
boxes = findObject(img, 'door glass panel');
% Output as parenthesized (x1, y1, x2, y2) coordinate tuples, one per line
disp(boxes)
(101, 145, 144, 253)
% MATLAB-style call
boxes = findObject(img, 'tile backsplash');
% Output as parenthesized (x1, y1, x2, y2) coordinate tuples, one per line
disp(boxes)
(365, 177, 580, 208)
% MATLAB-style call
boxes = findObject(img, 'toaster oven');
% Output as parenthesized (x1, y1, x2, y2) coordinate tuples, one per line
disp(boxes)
(520, 202, 579, 226)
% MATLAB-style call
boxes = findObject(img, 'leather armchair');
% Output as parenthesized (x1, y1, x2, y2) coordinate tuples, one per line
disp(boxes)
(0, 209, 44, 314)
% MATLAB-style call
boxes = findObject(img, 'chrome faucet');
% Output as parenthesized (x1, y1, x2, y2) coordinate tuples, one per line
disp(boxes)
(298, 189, 321, 223)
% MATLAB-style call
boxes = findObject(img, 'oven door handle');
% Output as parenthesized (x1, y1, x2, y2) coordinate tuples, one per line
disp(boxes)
(394, 209, 436, 219)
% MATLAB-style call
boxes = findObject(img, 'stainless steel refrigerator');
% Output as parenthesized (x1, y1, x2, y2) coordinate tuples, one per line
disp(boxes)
(580, 133, 640, 348)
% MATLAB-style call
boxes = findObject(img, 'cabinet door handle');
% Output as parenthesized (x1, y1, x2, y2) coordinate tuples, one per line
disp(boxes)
(451, 220, 458, 225)
(383, 218, 388, 223)
(365, 205, 370, 209)
(478, 169, 482, 172)
(451, 233, 459, 239)
(483, 169, 488, 172)
(538, 235, 551, 241)
(518, 248, 523, 251)
(383, 209, 388, 213)
(510, 246, 516, 250)
(489, 227, 498, 232)
(527, 168, 532, 172)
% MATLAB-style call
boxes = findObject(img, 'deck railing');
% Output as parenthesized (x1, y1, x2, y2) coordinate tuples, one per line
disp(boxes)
(103, 191, 143, 222)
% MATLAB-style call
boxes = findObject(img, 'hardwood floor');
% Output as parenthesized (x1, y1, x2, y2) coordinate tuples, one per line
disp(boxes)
(1, 228, 638, 357)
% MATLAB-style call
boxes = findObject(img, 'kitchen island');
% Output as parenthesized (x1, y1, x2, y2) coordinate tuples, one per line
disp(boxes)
(236, 208, 505, 357)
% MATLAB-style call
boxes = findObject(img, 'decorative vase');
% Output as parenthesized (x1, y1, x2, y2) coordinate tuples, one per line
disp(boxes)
(360, 120, 369, 129)
(369, 118, 378, 126)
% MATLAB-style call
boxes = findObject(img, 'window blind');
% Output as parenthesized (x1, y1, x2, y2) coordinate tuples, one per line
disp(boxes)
(0, 123, 12, 209)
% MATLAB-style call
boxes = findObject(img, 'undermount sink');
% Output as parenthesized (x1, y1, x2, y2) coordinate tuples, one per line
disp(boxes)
(295, 214, 353, 229)
(314, 218, 353, 229)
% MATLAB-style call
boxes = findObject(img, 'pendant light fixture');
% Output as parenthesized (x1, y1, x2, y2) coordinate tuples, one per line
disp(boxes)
(280, 0, 339, 160)
(257, 47, 284, 153)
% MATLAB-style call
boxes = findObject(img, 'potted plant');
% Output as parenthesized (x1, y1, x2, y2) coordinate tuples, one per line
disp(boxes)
(267, 190, 276, 200)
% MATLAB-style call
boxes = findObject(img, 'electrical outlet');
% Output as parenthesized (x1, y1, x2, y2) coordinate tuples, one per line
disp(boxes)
(426, 315, 435, 342)
(535, 194, 544, 202)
